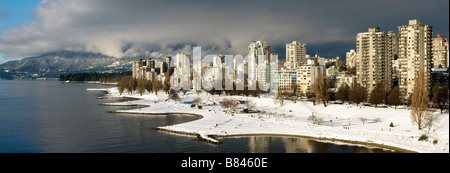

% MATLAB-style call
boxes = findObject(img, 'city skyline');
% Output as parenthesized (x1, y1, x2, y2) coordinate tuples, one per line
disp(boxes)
(0, 0, 449, 65)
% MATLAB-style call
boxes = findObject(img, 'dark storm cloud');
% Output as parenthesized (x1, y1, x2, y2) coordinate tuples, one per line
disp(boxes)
(0, 0, 448, 60)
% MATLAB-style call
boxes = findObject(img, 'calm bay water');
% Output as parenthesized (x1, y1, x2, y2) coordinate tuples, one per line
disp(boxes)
(0, 80, 397, 153)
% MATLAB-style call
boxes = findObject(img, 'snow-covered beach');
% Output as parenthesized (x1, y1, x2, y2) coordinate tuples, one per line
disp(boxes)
(94, 87, 449, 153)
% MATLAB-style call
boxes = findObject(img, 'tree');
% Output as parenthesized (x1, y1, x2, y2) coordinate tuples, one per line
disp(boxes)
(118, 76, 128, 95)
(163, 67, 172, 93)
(410, 68, 432, 130)
(168, 89, 180, 101)
(136, 77, 146, 96)
(387, 86, 401, 109)
(220, 98, 236, 112)
(432, 85, 449, 113)
(145, 79, 153, 93)
(313, 70, 330, 107)
(369, 81, 386, 107)
(128, 77, 137, 94)
(152, 78, 161, 95)
(349, 82, 367, 105)
(335, 83, 350, 102)
(431, 83, 440, 96)
(290, 83, 299, 103)
(305, 91, 316, 105)
(277, 92, 289, 107)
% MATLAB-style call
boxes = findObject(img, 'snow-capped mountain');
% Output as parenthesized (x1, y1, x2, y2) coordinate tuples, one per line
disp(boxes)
(0, 51, 135, 79)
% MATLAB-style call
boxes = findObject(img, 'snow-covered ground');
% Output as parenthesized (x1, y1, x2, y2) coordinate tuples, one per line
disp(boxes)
(94, 87, 449, 153)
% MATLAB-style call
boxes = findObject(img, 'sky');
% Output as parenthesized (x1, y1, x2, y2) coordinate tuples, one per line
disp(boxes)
(0, 0, 448, 65)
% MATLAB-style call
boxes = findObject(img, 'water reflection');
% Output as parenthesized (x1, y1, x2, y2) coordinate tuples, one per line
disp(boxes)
(245, 136, 398, 153)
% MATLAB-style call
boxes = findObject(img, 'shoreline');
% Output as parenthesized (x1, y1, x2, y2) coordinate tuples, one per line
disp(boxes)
(99, 87, 449, 153)
(113, 108, 416, 153)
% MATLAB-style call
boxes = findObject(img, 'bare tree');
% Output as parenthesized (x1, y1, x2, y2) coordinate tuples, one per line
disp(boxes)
(308, 115, 324, 125)
(220, 98, 236, 112)
(410, 68, 432, 130)
(358, 117, 368, 125)
(136, 77, 146, 96)
(118, 76, 128, 95)
(277, 92, 289, 107)
(152, 78, 161, 95)
(163, 67, 172, 93)
(313, 70, 330, 107)
(128, 76, 137, 94)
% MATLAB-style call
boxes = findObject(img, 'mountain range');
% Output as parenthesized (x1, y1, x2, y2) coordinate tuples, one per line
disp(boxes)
(0, 51, 135, 79)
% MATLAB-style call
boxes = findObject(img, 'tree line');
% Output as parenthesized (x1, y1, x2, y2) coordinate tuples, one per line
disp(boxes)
(310, 71, 448, 111)
(308, 68, 448, 130)
(59, 71, 132, 83)
(117, 74, 268, 97)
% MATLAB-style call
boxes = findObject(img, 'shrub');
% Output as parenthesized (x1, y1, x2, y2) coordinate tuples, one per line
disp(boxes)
(168, 89, 180, 101)
(418, 134, 428, 141)
(192, 97, 201, 104)
(191, 104, 196, 108)
(197, 105, 203, 109)
(433, 139, 438, 145)
(389, 122, 394, 127)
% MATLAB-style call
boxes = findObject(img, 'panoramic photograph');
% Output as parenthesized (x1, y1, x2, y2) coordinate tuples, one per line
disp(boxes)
(0, 0, 448, 170)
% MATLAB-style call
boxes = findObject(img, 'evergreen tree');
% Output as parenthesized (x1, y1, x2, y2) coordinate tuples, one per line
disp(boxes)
(432, 85, 449, 113)
(431, 83, 440, 96)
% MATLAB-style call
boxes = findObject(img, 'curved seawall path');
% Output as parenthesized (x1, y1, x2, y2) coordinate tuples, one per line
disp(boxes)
(98, 87, 448, 153)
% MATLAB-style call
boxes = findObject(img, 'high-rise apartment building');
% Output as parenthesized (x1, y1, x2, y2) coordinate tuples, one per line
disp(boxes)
(398, 19, 432, 101)
(285, 41, 306, 69)
(345, 49, 357, 70)
(277, 69, 297, 93)
(276, 57, 322, 94)
(132, 58, 156, 82)
(248, 41, 271, 91)
(432, 34, 449, 68)
(355, 27, 395, 93)
(297, 60, 323, 94)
